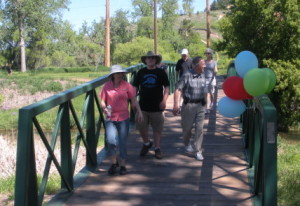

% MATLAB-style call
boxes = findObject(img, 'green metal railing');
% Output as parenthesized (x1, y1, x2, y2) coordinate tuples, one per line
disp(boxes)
(226, 62, 277, 206)
(14, 62, 177, 206)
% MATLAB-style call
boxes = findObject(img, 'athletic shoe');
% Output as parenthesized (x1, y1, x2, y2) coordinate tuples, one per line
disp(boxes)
(195, 152, 204, 161)
(108, 164, 117, 175)
(140, 142, 153, 156)
(154, 148, 163, 159)
(185, 144, 194, 153)
(119, 166, 127, 175)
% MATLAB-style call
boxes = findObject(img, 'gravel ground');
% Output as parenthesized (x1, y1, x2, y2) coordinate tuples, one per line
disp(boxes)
(0, 88, 55, 110)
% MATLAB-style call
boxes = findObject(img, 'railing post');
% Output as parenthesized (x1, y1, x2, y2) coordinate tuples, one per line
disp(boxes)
(262, 97, 277, 206)
(60, 102, 73, 190)
(86, 90, 97, 167)
(14, 110, 38, 206)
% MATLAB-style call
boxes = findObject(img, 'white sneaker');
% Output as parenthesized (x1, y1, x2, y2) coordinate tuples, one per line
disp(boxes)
(195, 152, 204, 161)
(185, 144, 194, 153)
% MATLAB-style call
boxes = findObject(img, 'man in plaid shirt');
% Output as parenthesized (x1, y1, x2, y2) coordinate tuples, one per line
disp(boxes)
(173, 56, 207, 161)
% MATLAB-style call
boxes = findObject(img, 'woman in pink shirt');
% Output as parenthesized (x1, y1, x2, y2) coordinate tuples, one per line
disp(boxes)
(100, 65, 143, 175)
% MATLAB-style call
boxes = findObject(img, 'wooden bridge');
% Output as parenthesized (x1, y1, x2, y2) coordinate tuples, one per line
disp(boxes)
(14, 63, 277, 206)
(48, 76, 253, 206)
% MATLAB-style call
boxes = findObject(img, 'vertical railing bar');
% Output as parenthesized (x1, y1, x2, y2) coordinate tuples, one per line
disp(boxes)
(33, 116, 73, 192)
(69, 100, 96, 172)
(60, 102, 73, 190)
(93, 90, 105, 143)
(34, 113, 60, 206)
(85, 91, 97, 167)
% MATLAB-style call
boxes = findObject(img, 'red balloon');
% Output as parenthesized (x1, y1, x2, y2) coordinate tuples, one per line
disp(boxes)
(222, 76, 252, 100)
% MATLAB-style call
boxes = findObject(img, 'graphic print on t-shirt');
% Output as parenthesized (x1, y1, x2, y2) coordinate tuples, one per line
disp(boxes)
(142, 74, 157, 88)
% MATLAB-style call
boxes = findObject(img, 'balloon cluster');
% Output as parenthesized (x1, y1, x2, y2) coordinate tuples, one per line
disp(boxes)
(217, 51, 276, 118)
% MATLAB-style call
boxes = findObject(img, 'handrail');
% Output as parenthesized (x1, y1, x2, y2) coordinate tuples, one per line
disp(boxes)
(226, 63, 277, 206)
(14, 62, 177, 206)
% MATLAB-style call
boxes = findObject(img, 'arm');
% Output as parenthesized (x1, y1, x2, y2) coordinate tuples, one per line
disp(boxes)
(173, 89, 181, 116)
(130, 97, 143, 122)
(100, 99, 109, 116)
(159, 86, 169, 110)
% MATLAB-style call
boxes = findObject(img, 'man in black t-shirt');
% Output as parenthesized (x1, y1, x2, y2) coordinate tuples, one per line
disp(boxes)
(133, 51, 170, 159)
(175, 48, 193, 79)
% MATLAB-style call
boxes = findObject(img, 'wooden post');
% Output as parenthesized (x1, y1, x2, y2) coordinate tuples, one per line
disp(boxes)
(105, 0, 110, 67)
(206, 0, 211, 48)
(154, 0, 158, 53)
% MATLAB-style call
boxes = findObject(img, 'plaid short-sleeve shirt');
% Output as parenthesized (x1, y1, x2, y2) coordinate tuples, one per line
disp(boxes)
(176, 69, 206, 100)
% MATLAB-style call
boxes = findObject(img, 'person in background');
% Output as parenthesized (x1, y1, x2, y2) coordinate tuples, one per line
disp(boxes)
(175, 48, 193, 79)
(173, 56, 207, 161)
(133, 51, 170, 159)
(100, 65, 143, 176)
(157, 55, 168, 74)
(204, 48, 218, 112)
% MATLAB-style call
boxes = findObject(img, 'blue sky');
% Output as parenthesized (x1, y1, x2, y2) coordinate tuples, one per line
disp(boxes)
(62, 0, 207, 31)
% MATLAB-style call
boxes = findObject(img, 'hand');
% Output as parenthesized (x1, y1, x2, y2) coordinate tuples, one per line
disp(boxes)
(137, 110, 144, 123)
(159, 101, 166, 111)
(173, 105, 180, 116)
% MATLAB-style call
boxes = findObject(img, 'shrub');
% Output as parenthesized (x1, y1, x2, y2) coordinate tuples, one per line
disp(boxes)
(263, 59, 300, 132)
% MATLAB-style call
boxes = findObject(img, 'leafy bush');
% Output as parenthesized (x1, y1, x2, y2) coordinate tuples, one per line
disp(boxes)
(264, 59, 300, 132)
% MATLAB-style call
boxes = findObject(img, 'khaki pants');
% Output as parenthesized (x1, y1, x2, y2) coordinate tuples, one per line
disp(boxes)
(181, 102, 205, 152)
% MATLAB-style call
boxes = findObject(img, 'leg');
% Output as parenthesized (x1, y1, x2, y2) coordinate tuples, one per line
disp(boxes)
(136, 111, 150, 143)
(149, 112, 164, 159)
(105, 121, 118, 162)
(194, 105, 205, 152)
(116, 119, 130, 165)
(181, 103, 196, 146)
(105, 121, 118, 175)
(149, 112, 164, 148)
(136, 111, 153, 156)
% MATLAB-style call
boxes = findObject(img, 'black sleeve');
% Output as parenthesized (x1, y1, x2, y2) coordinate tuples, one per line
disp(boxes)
(161, 69, 170, 87)
(132, 70, 141, 88)
(175, 60, 181, 72)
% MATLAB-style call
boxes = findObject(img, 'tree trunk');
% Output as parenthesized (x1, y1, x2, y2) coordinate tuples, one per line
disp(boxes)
(18, 14, 27, 72)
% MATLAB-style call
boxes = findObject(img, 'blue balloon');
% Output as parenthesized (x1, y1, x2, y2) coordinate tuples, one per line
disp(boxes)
(235, 51, 258, 78)
(217, 96, 246, 118)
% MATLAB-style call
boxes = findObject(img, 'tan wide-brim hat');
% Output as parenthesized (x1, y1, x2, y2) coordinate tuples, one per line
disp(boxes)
(141, 51, 162, 65)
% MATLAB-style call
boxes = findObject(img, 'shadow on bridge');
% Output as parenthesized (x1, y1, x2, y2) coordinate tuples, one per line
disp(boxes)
(48, 76, 253, 206)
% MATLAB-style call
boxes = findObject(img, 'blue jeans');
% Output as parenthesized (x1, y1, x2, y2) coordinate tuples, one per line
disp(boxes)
(105, 119, 129, 159)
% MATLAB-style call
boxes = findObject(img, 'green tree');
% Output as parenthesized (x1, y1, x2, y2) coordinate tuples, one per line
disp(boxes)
(217, 0, 300, 131)
(217, 0, 300, 61)
(182, 0, 194, 16)
(136, 16, 155, 38)
(113, 36, 174, 66)
(159, 0, 178, 40)
(111, 9, 134, 56)
(1, 0, 69, 71)
(132, 0, 153, 18)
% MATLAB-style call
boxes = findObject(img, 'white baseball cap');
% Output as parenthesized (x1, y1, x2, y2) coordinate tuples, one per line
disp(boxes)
(181, 48, 188, 55)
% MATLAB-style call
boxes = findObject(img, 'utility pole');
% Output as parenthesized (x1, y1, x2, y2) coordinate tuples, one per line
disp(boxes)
(206, 0, 211, 48)
(154, 0, 158, 54)
(105, 0, 110, 67)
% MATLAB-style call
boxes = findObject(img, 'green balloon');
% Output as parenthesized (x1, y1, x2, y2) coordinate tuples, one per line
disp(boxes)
(261, 68, 276, 93)
(243, 68, 270, 97)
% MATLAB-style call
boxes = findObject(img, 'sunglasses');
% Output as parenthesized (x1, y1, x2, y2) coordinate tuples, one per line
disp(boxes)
(205, 53, 211, 54)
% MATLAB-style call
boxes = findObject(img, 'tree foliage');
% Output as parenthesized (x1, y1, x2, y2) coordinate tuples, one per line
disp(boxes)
(217, 0, 300, 130)
(131, 0, 153, 18)
(264, 59, 300, 132)
(217, 0, 300, 61)
(182, 0, 194, 16)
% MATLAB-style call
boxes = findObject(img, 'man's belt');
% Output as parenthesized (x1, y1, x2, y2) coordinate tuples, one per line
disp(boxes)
(183, 98, 205, 105)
